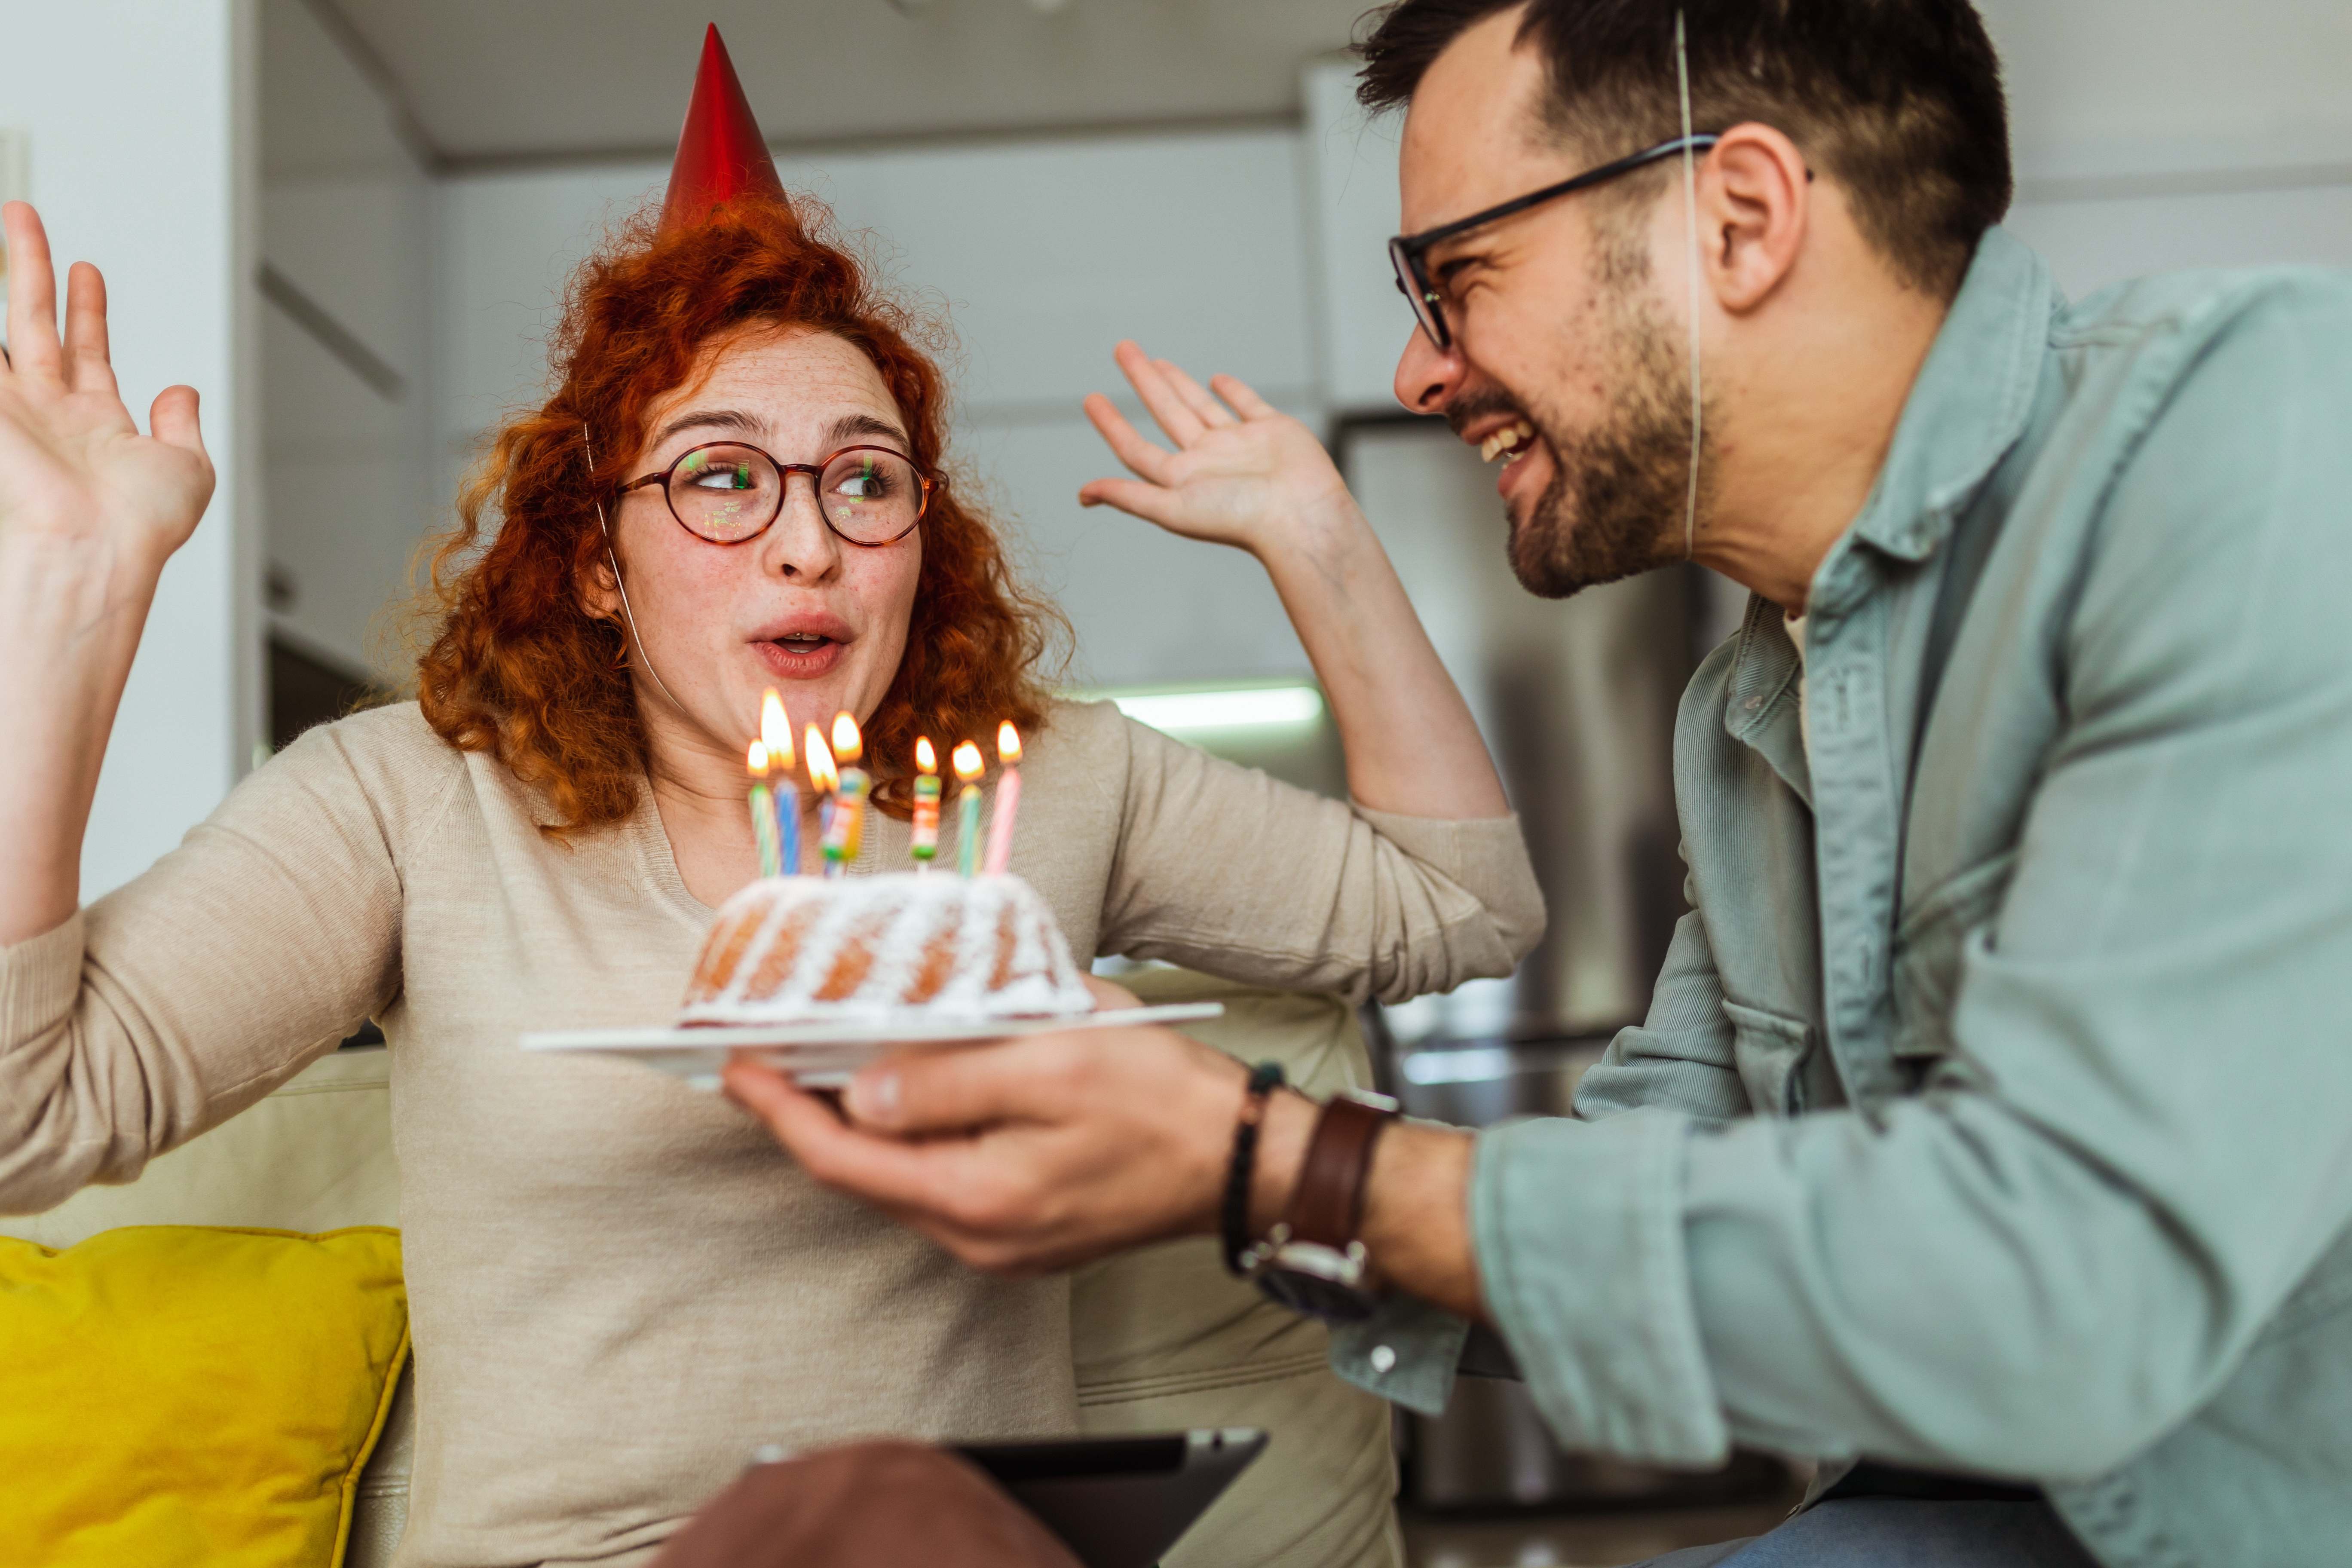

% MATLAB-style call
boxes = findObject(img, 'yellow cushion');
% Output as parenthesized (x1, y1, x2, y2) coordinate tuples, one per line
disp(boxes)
(0, 1225, 409, 1568)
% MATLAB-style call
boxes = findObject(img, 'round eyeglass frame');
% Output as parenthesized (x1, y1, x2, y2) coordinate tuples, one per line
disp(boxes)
(618, 439, 935, 548)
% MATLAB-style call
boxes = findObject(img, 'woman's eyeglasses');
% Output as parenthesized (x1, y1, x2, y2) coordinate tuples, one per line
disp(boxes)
(619, 440, 934, 548)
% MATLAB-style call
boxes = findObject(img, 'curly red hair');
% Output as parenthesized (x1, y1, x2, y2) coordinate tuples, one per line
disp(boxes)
(416, 196, 1065, 834)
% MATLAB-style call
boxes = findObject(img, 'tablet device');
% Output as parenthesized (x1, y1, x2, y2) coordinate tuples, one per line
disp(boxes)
(952, 1428, 1268, 1568)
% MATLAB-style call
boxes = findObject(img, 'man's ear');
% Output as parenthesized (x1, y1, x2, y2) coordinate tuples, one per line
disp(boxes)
(1696, 122, 1810, 315)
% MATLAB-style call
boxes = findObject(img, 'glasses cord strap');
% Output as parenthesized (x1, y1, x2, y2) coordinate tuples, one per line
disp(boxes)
(1677, 10, 1704, 565)
(583, 429, 691, 717)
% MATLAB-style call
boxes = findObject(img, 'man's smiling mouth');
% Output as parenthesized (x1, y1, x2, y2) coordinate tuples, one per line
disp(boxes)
(1480, 420, 1537, 464)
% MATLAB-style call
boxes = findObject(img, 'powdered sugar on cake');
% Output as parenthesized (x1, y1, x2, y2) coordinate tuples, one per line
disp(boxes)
(679, 873, 1094, 1028)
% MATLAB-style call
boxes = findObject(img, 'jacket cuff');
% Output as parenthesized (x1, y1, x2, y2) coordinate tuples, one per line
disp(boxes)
(0, 910, 85, 1046)
(1473, 1109, 1730, 1464)
(1329, 1293, 1470, 1416)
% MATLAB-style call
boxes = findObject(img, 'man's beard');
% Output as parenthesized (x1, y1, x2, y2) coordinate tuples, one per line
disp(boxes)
(1469, 295, 1708, 600)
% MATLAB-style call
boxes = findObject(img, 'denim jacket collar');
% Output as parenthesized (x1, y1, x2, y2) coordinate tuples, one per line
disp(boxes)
(1813, 227, 2058, 599)
(1721, 228, 2058, 757)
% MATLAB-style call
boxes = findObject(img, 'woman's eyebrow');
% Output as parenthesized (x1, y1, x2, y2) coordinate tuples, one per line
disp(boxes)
(827, 412, 909, 449)
(649, 408, 763, 448)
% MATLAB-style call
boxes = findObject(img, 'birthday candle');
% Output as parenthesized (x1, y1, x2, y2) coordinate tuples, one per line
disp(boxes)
(983, 721, 1023, 876)
(911, 736, 942, 870)
(746, 739, 780, 879)
(761, 689, 799, 875)
(952, 740, 985, 877)
(823, 712, 869, 878)
(806, 723, 838, 870)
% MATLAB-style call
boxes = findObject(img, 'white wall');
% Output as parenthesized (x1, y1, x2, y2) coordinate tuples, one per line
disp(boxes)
(1981, 0, 2352, 184)
(434, 129, 1324, 691)
(0, 0, 260, 900)
(260, 0, 435, 680)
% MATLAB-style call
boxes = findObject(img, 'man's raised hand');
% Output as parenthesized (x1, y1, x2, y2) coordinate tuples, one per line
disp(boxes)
(0, 202, 213, 574)
(1078, 339, 1357, 558)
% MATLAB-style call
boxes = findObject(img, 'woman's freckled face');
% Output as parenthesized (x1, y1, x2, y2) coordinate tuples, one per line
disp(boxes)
(607, 326, 923, 772)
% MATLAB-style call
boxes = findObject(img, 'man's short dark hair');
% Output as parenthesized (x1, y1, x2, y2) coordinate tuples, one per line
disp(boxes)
(1357, 0, 2012, 298)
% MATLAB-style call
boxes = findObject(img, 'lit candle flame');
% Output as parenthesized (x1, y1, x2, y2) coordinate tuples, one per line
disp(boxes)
(831, 711, 864, 765)
(747, 738, 769, 778)
(916, 736, 937, 775)
(997, 721, 1022, 766)
(952, 740, 984, 783)
(761, 689, 793, 769)
(806, 726, 838, 793)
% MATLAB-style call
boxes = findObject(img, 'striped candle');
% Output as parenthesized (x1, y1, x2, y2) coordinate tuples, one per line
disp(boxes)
(823, 712, 868, 878)
(911, 736, 941, 870)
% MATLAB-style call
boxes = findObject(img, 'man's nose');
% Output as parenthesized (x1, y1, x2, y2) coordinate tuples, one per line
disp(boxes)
(1392, 323, 1467, 415)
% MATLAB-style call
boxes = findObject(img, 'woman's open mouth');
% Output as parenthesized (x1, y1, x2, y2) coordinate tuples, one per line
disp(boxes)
(755, 633, 847, 678)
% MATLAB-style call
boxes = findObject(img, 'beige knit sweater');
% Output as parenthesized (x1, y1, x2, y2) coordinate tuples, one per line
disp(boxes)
(0, 697, 1541, 1568)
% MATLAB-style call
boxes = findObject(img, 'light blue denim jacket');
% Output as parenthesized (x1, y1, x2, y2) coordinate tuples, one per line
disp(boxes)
(1334, 230, 2352, 1568)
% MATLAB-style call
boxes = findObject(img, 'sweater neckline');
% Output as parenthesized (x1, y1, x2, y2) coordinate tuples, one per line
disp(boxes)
(625, 775, 722, 930)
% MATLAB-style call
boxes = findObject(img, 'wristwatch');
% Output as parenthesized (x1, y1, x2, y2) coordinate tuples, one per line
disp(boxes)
(1241, 1089, 1400, 1321)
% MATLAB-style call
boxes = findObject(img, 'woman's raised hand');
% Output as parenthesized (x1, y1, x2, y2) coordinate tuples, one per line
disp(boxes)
(1078, 340, 1355, 556)
(0, 203, 213, 573)
(0, 202, 217, 947)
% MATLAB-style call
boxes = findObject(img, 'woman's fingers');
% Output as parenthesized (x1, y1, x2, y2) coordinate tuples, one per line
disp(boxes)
(2, 202, 64, 384)
(1112, 340, 1206, 447)
(1154, 358, 1237, 429)
(61, 263, 119, 400)
(1081, 392, 1176, 486)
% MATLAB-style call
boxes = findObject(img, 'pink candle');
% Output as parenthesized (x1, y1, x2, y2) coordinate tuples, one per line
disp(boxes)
(983, 721, 1023, 876)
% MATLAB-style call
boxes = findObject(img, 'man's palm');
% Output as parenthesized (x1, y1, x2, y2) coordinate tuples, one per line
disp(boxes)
(1079, 340, 1351, 554)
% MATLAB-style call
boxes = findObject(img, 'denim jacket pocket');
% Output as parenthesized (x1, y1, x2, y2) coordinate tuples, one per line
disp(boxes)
(1721, 998, 1816, 1118)
(1891, 849, 2018, 1063)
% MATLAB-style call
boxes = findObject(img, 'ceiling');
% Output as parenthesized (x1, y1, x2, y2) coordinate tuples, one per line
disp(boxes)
(322, 0, 1376, 167)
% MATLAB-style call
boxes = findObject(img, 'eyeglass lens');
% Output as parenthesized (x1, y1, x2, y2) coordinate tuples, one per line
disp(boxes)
(1388, 239, 1449, 349)
(666, 444, 925, 546)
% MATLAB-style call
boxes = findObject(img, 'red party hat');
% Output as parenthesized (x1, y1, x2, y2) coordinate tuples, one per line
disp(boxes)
(658, 24, 787, 235)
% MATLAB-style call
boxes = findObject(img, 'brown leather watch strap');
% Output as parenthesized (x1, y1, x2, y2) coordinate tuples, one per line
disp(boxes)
(1284, 1094, 1398, 1249)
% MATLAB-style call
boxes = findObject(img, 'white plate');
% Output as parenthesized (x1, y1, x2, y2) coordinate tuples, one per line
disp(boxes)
(520, 1001, 1226, 1090)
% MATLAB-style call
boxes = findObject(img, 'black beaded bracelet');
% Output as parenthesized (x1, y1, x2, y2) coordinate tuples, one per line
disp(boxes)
(1221, 1062, 1287, 1277)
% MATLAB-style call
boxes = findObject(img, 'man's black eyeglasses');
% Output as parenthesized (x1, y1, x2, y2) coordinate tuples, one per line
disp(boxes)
(619, 440, 934, 548)
(1388, 134, 1720, 350)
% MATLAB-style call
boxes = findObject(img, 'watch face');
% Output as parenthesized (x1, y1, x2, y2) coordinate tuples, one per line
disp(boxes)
(1251, 1240, 1378, 1322)
(1258, 1266, 1379, 1322)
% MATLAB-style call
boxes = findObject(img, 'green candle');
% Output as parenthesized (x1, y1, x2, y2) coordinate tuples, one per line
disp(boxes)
(746, 740, 780, 879)
(912, 738, 942, 868)
(952, 739, 985, 877)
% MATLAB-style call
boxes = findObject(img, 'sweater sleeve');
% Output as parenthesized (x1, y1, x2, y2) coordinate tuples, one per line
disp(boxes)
(0, 705, 455, 1214)
(1090, 704, 1544, 1004)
